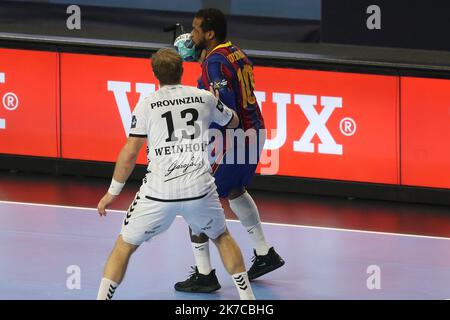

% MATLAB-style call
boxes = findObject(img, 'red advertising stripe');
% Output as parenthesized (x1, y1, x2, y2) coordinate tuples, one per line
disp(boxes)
(5, 49, 450, 189)
(61, 53, 399, 184)
(401, 77, 450, 189)
(0, 48, 58, 157)
(254, 67, 400, 184)
(61, 53, 200, 164)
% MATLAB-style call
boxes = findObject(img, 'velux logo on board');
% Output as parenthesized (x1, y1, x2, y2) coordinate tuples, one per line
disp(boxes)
(107, 80, 357, 155)
(255, 92, 357, 155)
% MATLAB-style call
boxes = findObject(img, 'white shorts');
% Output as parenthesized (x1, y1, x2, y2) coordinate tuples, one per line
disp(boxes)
(120, 189, 227, 246)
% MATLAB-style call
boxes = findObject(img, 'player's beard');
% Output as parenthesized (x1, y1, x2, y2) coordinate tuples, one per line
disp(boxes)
(195, 37, 207, 50)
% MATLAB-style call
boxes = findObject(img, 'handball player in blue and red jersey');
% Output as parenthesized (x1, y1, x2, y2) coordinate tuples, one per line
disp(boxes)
(174, 8, 285, 293)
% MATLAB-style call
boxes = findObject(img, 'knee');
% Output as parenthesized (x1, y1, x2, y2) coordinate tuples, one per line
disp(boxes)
(116, 236, 138, 255)
(228, 188, 246, 200)
(213, 229, 232, 246)
(191, 233, 209, 243)
(189, 227, 209, 243)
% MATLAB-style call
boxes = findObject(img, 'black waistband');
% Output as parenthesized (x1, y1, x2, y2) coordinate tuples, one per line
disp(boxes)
(144, 193, 208, 202)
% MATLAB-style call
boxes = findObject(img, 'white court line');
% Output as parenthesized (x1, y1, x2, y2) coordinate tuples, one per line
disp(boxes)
(0, 199, 125, 213)
(1, 199, 450, 241)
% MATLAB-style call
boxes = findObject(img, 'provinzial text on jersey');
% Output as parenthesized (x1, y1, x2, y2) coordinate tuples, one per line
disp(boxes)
(150, 96, 205, 109)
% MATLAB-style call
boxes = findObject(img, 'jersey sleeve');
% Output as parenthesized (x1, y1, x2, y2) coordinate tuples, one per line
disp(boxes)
(201, 60, 237, 111)
(129, 99, 148, 137)
(206, 92, 234, 127)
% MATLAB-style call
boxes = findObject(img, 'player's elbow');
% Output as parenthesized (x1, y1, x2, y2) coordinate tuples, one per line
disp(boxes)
(125, 150, 139, 161)
(121, 144, 139, 162)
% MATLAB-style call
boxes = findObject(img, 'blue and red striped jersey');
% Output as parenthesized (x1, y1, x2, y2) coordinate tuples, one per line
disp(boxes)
(198, 42, 265, 131)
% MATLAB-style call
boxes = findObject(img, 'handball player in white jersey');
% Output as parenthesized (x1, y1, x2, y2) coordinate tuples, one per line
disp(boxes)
(95, 48, 255, 300)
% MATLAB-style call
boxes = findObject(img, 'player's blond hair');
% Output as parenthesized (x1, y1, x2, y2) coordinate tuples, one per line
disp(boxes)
(151, 48, 183, 85)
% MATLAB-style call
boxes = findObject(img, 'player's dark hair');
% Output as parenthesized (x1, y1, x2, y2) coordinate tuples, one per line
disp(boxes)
(195, 8, 227, 42)
(151, 48, 183, 85)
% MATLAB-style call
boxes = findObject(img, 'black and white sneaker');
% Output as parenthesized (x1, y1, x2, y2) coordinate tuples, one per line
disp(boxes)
(174, 266, 221, 293)
(248, 247, 285, 281)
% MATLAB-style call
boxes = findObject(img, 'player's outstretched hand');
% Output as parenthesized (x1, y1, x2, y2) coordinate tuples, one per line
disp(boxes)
(209, 84, 220, 99)
(97, 192, 117, 216)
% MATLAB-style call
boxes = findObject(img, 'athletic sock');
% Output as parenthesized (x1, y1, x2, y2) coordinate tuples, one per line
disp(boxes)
(192, 241, 213, 275)
(232, 272, 255, 300)
(96, 278, 118, 300)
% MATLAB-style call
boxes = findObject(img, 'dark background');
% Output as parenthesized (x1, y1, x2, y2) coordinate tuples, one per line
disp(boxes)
(322, 0, 450, 51)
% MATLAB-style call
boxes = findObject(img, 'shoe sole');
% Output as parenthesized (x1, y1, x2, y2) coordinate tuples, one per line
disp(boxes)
(174, 285, 221, 293)
(248, 260, 285, 281)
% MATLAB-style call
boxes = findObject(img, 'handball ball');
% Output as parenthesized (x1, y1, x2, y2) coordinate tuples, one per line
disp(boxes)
(174, 33, 199, 62)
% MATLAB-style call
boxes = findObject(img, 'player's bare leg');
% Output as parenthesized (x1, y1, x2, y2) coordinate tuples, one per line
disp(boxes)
(211, 229, 255, 300)
(96, 235, 138, 299)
